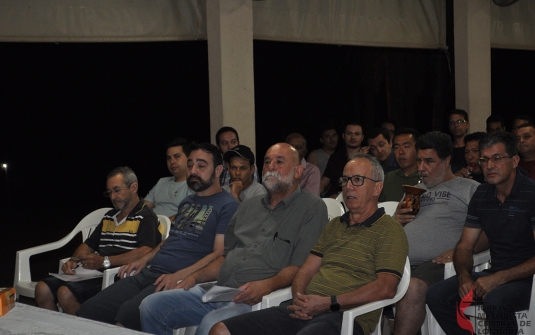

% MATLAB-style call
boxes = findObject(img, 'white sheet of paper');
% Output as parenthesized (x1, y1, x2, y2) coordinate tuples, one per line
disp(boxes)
(49, 267, 103, 282)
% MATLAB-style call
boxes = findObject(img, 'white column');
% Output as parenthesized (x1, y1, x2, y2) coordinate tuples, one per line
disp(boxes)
(454, 0, 491, 132)
(206, 0, 256, 154)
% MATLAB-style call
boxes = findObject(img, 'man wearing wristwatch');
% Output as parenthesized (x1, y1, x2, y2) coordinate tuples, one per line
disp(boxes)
(35, 166, 161, 315)
(212, 154, 408, 335)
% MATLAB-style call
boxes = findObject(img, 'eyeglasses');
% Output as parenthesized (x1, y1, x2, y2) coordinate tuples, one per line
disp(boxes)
(449, 119, 467, 126)
(477, 155, 512, 166)
(339, 175, 379, 187)
(103, 187, 123, 197)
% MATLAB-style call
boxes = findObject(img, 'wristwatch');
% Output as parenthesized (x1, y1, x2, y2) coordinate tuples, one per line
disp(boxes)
(330, 295, 340, 312)
(102, 256, 111, 269)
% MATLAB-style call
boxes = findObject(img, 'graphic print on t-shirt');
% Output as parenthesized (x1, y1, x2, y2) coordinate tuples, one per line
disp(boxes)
(174, 203, 214, 235)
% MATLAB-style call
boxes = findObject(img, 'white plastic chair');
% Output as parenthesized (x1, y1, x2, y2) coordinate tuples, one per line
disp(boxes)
(102, 214, 172, 289)
(322, 198, 346, 221)
(14, 208, 112, 299)
(173, 287, 291, 335)
(335, 192, 347, 212)
(252, 257, 411, 335)
(378, 201, 399, 217)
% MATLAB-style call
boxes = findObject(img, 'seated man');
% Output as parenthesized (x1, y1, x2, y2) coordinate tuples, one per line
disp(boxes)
(35, 166, 161, 315)
(306, 124, 338, 176)
(454, 132, 487, 183)
(427, 131, 535, 335)
(379, 128, 421, 202)
(222, 144, 266, 202)
(210, 154, 408, 335)
(77, 143, 239, 331)
(515, 122, 535, 180)
(144, 138, 193, 220)
(486, 114, 506, 134)
(367, 127, 399, 174)
(216, 126, 258, 186)
(286, 133, 321, 196)
(321, 121, 369, 198)
(393, 131, 480, 334)
(139, 143, 328, 335)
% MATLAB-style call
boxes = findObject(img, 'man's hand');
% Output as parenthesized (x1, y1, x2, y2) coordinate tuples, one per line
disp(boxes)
(118, 258, 148, 278)
(175, 275, 197, 291)
(287, 293, 330, 320)
(233, 281, 272, 305)
(359, 146, 370, 154)
(80, 254, 105, 270)
(458, 274, 475, 299)
(61, 259, 79, 275)
(394, 201, 416, 225)
(154, 269, 189, 292)
(432, 249, 454, 264)
(229, 181, 244, 199)
(454, 167, 473, 179)
(473, 273, 503, 298)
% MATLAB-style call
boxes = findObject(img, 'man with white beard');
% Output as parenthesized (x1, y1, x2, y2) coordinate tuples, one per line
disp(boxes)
(140, 143, 328, 335)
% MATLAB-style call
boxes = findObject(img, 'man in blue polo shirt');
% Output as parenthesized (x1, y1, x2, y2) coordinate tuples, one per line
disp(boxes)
(427, 132, 535, 334)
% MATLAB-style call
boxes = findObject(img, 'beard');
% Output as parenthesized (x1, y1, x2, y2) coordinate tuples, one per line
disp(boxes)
(112, 195, 130, 210)
(187, 170, 216, 192)
(262, 168, 294, 194)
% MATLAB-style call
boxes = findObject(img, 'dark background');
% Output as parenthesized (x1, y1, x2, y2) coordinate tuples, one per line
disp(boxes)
(1, 4, 534, 288)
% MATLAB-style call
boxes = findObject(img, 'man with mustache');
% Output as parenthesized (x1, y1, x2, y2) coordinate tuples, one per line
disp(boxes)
(515, 123, 535, 180)
(35, 166, 161, 315)
(392, 131, 480, 335)
(222, 145, 266, 202)
(77, 143, 239, 331)
(427, 131, 535, 334)
(139, 143, 328, 335)
(210, 154, 408, 335)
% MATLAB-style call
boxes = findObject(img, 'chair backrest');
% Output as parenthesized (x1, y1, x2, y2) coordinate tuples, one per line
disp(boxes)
(335, 192, 347, 212)
(378, 201, 398, 217)
(341, 256, 411, 335)
(322, 198, 346, 221)
(157, 215, 171, 239)
(76, 208, 113, 240)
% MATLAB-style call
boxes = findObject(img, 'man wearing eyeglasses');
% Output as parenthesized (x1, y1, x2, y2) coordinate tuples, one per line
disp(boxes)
(448, 109, 471, 174)
(209, 154, 408, 335)
(427, 131, 535, 335)
(393, 131, 480, 335)
(77, 143, 239, 331)
(35, 166, 161, 315)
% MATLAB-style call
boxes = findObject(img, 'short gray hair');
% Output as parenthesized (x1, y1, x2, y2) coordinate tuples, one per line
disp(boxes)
(347, 153, 384, 182)
(107, 166, 138, 187)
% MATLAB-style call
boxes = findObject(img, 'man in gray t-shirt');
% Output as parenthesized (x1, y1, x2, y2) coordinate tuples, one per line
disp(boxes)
(392, 131, 480, 335)
(222, 145, 266, 202)
(139, 143, 328, 335)
(144, 138, 193, 219)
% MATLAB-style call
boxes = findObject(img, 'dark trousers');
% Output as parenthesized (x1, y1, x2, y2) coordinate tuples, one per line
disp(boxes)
(426, 271, 532, 335)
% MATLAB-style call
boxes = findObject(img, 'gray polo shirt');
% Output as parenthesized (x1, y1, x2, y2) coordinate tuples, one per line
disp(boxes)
(217, 187, 328, 288)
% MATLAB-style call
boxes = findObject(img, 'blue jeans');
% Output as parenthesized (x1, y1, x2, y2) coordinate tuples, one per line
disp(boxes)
(140, 284, 252, 335)
(426, 271, 532, 335)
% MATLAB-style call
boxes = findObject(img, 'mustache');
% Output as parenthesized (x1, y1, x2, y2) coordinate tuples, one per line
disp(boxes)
(262, 171, 281, 182)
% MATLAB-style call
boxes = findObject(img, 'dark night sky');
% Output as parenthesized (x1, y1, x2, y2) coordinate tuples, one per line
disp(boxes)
(1, 39, 534, 287)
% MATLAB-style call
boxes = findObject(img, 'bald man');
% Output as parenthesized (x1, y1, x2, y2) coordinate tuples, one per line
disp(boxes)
(140, 143, 329, 335)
